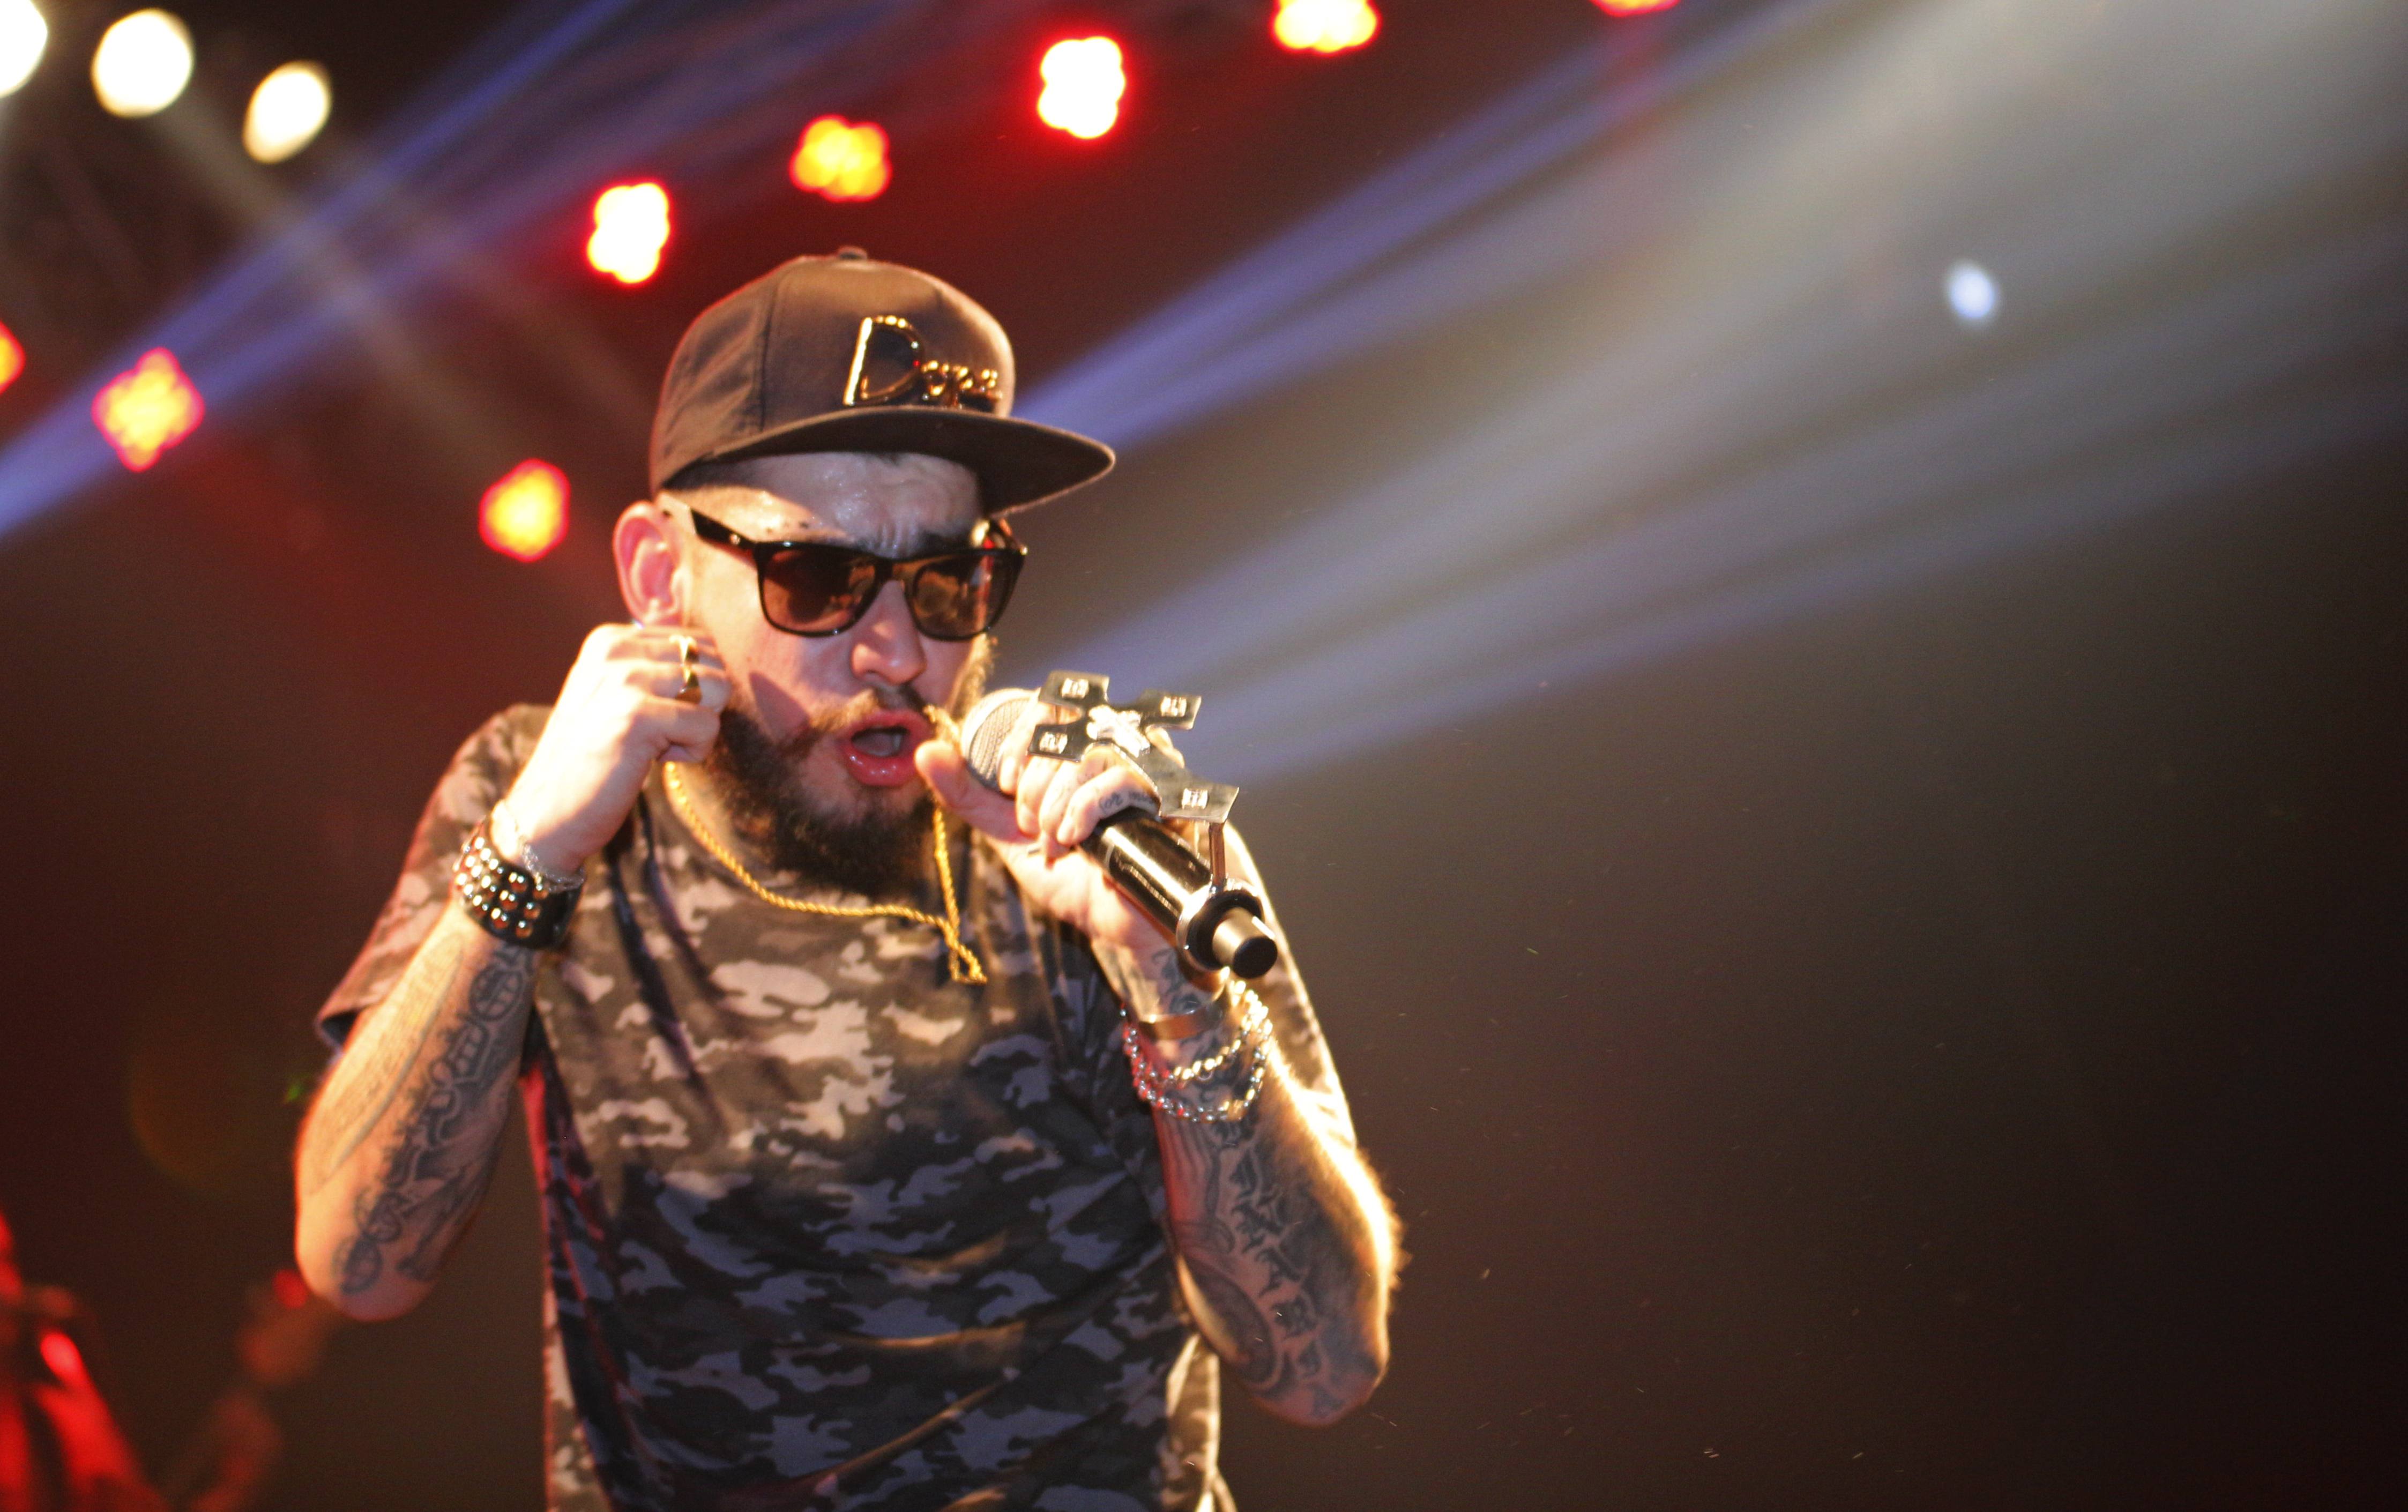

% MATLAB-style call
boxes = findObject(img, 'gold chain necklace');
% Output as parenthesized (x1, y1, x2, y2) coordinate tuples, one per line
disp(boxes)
(661, 762, 987, 985)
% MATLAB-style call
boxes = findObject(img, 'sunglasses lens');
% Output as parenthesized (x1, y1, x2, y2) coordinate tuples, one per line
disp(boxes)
(907, 552, 1018, 639)
(759, 546, 878, 633)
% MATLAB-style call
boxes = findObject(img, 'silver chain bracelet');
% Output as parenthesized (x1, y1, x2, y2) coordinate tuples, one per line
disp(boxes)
(490, 796, 584, 892)
(1123, 982, 1279, 1123)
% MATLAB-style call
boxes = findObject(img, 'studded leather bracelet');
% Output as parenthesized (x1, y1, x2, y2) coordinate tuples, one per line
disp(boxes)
(454, 818, 581, 950)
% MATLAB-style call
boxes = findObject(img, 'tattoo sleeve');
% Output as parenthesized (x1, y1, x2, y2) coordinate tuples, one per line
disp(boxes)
(1156, 1067, 1393, 1422)
(296, 905, 536, 1307)
(1099, 936, 1398, 1423)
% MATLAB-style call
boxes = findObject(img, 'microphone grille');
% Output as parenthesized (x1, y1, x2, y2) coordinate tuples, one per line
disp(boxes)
(961, 689, 1034, 789)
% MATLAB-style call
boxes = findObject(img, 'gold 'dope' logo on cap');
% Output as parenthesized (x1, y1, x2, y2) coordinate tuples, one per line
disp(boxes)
(843, 316, 1002, 413)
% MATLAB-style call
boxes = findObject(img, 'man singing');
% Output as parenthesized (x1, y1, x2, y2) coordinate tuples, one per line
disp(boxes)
(293, 251, 1396, 1511)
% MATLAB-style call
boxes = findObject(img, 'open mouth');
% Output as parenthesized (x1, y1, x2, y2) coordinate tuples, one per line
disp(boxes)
(836, 710, 933, 787)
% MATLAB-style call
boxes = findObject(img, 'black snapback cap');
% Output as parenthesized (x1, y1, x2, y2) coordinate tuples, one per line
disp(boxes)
(648, 249, 1114, 511)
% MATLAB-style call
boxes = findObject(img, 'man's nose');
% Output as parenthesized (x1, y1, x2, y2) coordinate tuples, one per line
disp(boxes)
(849, 580, 928, 690)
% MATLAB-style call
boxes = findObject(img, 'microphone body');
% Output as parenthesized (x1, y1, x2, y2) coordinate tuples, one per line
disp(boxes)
(961, 690, 1281, 979)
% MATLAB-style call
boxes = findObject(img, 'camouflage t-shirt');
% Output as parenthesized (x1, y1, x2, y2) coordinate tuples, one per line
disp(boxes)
(320, 707, 1345, 1512)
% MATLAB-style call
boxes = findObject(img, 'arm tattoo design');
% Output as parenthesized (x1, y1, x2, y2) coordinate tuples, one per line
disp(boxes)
(327, 934, 536, 1298)
(1097, 928, 1388, 1413)
(1161, 1086, 1385, 1420)
(300, 953, 466, 1196)
(1150, 945, 1217, 1019)
(1090, 940, 1219, 1030)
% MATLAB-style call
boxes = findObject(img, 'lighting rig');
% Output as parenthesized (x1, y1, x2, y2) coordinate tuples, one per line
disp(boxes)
(0, 1, 1685, 548)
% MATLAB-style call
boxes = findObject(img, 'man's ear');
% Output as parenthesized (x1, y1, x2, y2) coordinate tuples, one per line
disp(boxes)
(615, 501, 684, 625)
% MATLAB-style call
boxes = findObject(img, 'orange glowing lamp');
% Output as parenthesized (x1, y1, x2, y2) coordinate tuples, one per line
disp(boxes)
(1593, 0, 1679, 14)
(791, 116, 891, 202)
(480, 460, 569, 562)
(0, 321, 21, 394)
(94, 348, 204, 471)
(1274, 0, 1380, 55)
(1038, 37, 1125, 140)
(586, 181, 670, 286)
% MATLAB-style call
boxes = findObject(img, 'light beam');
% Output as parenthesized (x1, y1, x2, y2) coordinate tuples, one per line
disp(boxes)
(1022, 0, 2408, 787)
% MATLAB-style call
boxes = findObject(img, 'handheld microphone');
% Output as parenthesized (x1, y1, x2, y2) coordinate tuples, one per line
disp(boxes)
(961, 689, 1281, 979)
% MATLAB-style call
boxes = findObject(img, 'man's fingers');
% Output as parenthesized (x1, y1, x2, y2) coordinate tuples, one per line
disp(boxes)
(1047, 746, 1159, 846)
(919, 741, 1034, 846)
(1037, 747, 1120, 843)
(598, 623, 725, 667)
(1015, 752, 1058, 839)
(644, 660, 730, 712)
(636, 698, 720, 754)
(1057, 768, 1152, 847)
(655, 684, 721, 764)
(1033, 754, 1079, 843)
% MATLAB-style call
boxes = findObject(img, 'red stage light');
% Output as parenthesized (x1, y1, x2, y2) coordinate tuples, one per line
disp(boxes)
(791, 116, 891, 202)
(0, 321, 21, 394)
(586, 182, 669, 285)
(1593, 0, 1679, 14)
(40, 1330, 85, 1384)
(1038, 37, 1124, 140)
(1274, 0, 1380, 55)
(93, 348, 203, 471)
(272, 1268, 311, 1310)
(480, 459, 569, 562)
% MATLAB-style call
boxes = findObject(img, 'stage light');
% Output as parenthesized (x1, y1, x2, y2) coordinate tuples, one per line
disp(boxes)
(1274, 0, 1379, 55)
(586, 181, 669, 285)
(1038, 37, 1124, 140)
(0, 0, 48, 99)
(243, 61, 330, 163)
(39, 1330, 84, 1383)
(1947, 259, 1999, 328)
(93, 349, 202, 471)
(91, 9, 192, 118)
(1593, 0, 1679, 14)
(791, 115, 890, 202)
(271, 1269, 311, 1310)
(0, 322, 21, 394)
(480, 459, 568, 561)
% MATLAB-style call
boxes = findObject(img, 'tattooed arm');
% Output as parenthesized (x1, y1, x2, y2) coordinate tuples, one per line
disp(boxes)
(294, 904, 536, 1321)
(294, 630, 725, 1320)
(1097, 939, 1400, 1427)
(919, 718, 1397, 1421)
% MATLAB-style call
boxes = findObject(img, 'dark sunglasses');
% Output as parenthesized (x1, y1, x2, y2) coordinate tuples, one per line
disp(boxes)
(684, 507, 1025, 639)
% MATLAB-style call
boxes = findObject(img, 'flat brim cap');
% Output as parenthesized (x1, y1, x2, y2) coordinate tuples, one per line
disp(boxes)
(648, 251, 1113, 511)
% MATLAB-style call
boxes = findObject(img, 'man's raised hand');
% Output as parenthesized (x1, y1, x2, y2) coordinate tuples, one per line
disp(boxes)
(916, 701, 1183, 956)
(503, 624, 729, 873)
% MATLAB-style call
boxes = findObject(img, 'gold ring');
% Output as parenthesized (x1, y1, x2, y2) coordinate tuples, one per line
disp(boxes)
(675, 636, 702, 704)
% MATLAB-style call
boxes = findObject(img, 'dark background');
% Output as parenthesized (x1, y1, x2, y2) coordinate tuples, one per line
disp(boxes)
(3, 1, 2404, 1507)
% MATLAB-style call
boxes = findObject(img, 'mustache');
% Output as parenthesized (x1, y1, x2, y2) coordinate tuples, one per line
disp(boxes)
(742, 645, 992, 762)
(743, 685, 922, 764)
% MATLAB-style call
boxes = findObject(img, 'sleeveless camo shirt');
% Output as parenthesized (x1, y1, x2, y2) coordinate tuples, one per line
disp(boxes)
(319, 707, 1346, 1510)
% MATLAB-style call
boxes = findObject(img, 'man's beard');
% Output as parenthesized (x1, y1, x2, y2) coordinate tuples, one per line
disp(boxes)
(702, 647, 991, 902)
